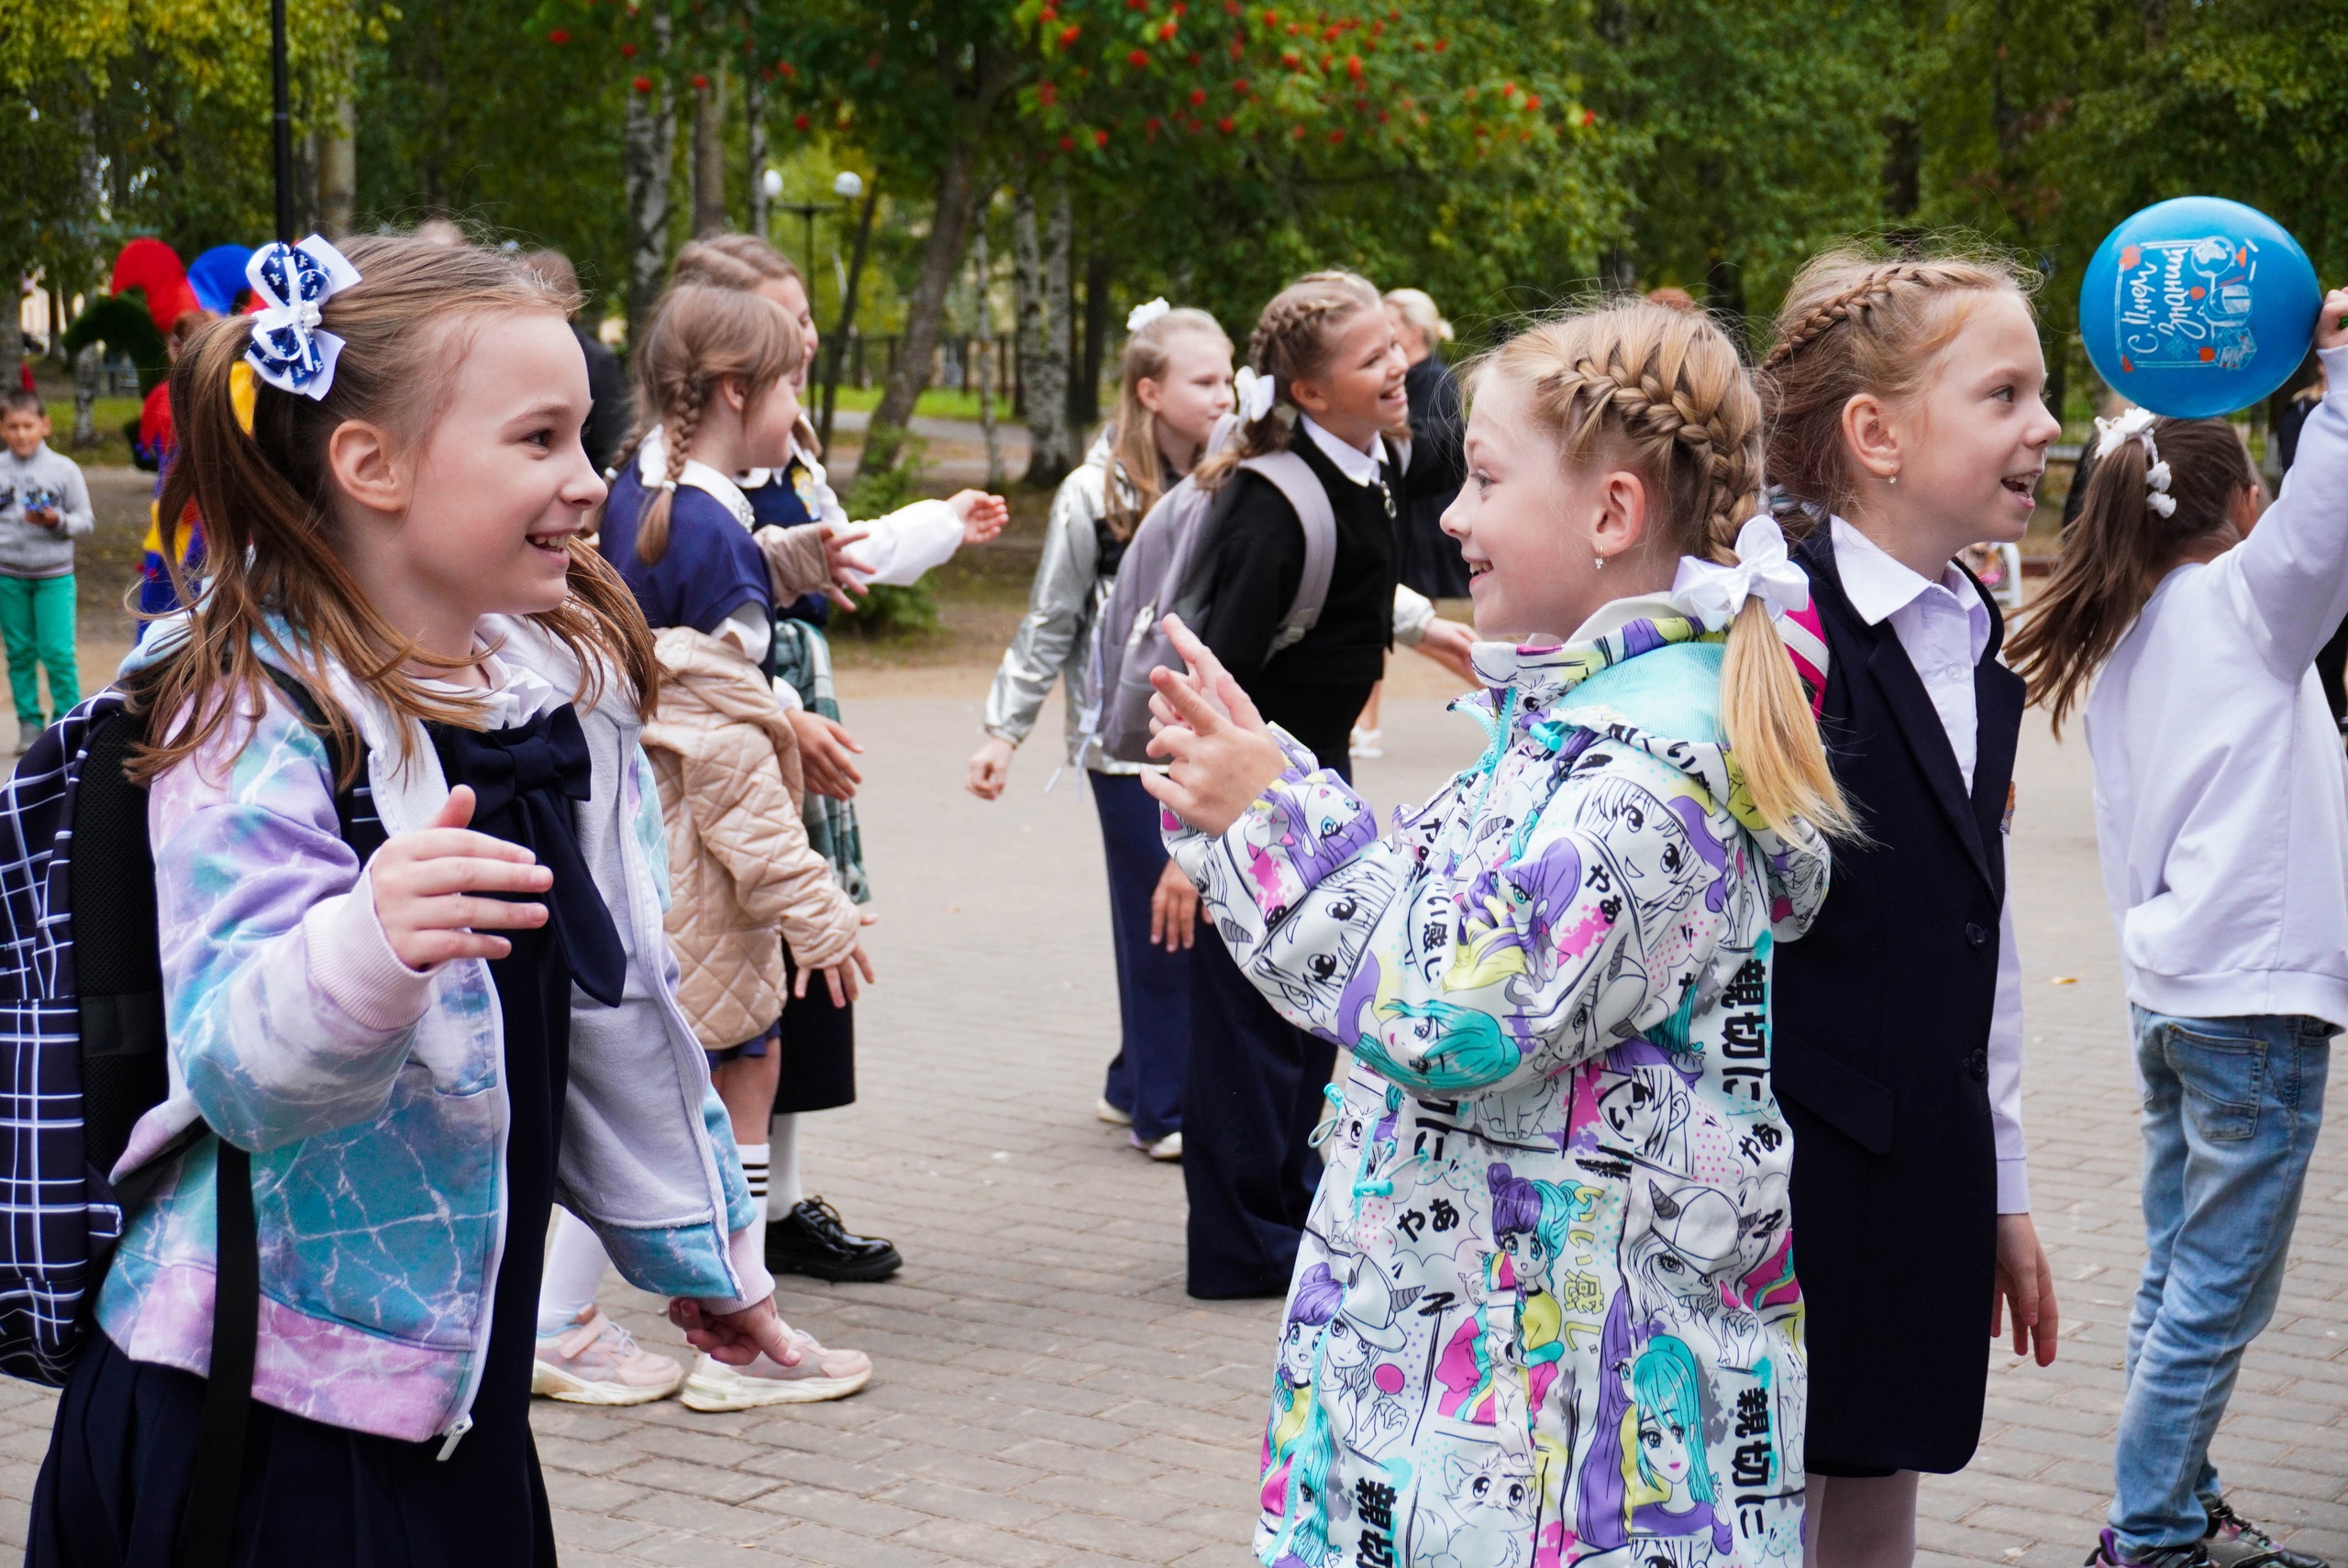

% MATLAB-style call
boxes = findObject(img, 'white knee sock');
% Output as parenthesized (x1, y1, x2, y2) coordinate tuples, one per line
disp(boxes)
(537, 1208, 612, 1337)
(738, 1141, 771, 1264)
(768, 1114, 805, 1215)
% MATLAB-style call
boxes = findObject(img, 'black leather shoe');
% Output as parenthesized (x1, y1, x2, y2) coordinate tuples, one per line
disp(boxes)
(765, 1198, 903, 1283)
(2205, 1497, 2328, 1568)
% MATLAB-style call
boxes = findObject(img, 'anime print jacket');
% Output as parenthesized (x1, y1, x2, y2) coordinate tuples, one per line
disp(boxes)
(94, 616, 766, 1447)
(1168, 600, 1830, 1568)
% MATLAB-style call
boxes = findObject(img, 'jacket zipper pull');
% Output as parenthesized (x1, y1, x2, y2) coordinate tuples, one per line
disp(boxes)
(436, 1414, 474, 1462)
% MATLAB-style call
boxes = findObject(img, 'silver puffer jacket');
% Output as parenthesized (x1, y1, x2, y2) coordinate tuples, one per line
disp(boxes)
(982, 432, 1144, 774)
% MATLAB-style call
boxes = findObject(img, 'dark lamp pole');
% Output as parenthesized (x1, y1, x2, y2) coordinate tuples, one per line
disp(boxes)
(271, 0, 294, 241)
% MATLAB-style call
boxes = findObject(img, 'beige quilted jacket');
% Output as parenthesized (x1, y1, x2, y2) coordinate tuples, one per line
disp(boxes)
(641, 626, 859, 1051)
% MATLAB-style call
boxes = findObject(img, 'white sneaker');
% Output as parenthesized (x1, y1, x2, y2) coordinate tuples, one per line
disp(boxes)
(1350, 727, 1383, 759)
(1133, 1130, 1182, 1161)
(530, 1306, 686, 1406)
(15, 719, 39, 754)
(1094, 1096, 1133, 1127)
(679, 1331, 874, 1409)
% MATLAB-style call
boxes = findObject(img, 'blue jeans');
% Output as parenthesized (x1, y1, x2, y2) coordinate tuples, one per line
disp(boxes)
(2110, 1007, 2332, 1557)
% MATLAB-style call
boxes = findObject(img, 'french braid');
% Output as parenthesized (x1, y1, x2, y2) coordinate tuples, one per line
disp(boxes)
(1196, 271, 1383, 490)
(1759, 245, 2039, 525)
(1501, 304, 1763, 567)
(626, 282, 800, 568)
(1470, 299, 1853, 839)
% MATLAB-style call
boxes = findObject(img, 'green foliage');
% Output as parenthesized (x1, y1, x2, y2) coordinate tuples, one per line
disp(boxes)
(0, 0, 382, 291)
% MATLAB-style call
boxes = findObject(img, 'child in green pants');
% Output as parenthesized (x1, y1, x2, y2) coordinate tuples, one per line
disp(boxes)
(0, 390, 92, 751)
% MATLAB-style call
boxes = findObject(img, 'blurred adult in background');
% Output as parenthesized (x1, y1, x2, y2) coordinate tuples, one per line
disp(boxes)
(1384, 288, 1469, 598)
(524, 250, 632, 474)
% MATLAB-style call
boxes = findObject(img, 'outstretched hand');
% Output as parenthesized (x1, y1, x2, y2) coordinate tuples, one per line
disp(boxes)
(2318, 286, 2348, 354)
(817, 525, 872, 609)
(1991, 1211, 2060, 1367)
(797, 913, 880, 1007)
(668, 1295, 800, 1367)
(370, 786, 552, 969)
(948, 490, 1010, 546)
(1137, 615, 1289, 837)
(790, 710, 864, 800)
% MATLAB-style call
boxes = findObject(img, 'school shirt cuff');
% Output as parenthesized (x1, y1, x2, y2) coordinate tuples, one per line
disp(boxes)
(1997, 1157, 2031, 1215)
(306, 867, 436, 1033)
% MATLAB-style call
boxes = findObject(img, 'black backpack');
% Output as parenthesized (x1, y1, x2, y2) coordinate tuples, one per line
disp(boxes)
(0, 662, 379, 1564)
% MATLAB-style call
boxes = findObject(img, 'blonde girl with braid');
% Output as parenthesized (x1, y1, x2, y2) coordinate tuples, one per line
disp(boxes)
(1142, 297, 1841, 1568)
(1168, 271, 1471, 1299)
(969, 302, 1235, 1162)
(1756, 245, 2063, 1568)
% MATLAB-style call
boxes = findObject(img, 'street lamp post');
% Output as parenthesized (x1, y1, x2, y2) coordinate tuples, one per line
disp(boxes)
(271, 0, 293, 241)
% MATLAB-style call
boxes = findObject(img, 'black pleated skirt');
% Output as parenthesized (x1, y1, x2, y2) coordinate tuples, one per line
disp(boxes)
(29, 842, 572, 1565)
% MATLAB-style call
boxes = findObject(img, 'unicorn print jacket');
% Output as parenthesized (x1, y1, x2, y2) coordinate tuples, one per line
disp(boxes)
(1168, 601, 1829, 1568)
(94, 617, 767, 1447)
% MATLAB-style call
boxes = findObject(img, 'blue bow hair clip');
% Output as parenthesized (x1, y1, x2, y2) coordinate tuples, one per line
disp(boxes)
(243, 236, 363, 401)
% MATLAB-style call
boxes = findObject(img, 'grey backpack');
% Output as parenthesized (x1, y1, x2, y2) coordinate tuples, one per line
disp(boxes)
(1081, 443, 1335, 767)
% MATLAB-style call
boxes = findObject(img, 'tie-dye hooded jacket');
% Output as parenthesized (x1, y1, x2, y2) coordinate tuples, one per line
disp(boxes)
(1167, 598, 1830, 1568)
(94, 616, 767, 1448)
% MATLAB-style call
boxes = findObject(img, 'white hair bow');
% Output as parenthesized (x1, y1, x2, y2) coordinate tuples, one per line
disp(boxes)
(1669, 514, 1812, 633)
(2093, 405, 2176, 517)
(243, 235, 362, 400)
(1233, 365, 1277, 423)
(1125, 297, 1170, 333)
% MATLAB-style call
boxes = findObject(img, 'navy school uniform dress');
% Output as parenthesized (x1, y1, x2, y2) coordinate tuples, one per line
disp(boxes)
(28, 701, 628, 1568)
(1180, 425, 1402, 1298)
(1771, 525, 2021, 1476)
(731, 458, 858, 1115)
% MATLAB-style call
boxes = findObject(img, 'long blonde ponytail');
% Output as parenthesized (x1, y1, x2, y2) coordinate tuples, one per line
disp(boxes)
(1472, 302, 1853, 840)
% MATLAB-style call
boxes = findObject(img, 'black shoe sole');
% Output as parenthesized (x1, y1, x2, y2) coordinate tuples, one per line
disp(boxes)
(768, 1246, 903, 1284)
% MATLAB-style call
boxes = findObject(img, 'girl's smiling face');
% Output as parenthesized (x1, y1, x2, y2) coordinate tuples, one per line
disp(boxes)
(1843, 289, 2062, 570)
(1445, 372, 1668, 642)
(361, 310, 606, 627)
(1289, 306, 1408, 447)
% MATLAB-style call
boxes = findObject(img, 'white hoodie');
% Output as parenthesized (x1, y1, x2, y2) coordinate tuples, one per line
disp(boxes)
(2087, 345, 2348, 1027)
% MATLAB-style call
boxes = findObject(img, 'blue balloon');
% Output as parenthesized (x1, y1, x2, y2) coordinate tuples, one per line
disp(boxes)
(2078, 197, 2321, 418)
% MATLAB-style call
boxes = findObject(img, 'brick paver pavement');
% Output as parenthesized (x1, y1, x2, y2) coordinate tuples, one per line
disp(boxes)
(0, 685, 2341, 1567)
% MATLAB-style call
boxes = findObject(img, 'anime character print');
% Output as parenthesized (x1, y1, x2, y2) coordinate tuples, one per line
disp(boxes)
(1168, 615, 1828, 1567)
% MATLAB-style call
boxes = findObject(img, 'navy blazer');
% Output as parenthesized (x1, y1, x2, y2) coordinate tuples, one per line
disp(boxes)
(1773, 525, 2023, 1476)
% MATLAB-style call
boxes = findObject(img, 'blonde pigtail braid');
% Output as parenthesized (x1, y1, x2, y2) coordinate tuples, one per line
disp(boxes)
(1477, 301, 1854, 842)
(636, 375, 705, 568)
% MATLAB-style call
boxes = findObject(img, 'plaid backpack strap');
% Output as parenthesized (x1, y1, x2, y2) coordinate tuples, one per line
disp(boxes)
(0, 693, 133, 1384)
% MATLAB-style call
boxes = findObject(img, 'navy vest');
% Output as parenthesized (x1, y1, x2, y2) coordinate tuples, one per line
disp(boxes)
(1773, 526, 2022, 1476)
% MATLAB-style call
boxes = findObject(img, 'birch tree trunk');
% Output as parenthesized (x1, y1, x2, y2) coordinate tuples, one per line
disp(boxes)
(316, 97, 356, 237)
(1014, 185, 1076, 487)
(623, 7, 677, 344)
(973, 226, 1003, 491)
(745, 6, 768, 240)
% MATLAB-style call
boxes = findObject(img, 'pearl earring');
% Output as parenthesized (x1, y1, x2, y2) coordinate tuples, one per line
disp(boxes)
(1888, 472, 1899, 486)
(1594, 552, 1606, 570)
